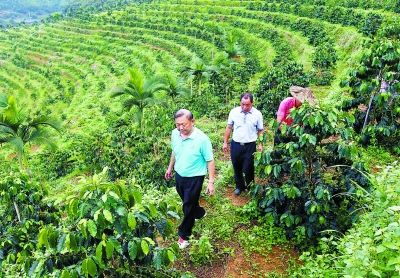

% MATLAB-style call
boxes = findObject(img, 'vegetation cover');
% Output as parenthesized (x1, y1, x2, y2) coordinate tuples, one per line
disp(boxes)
(0, 0, 398, 276)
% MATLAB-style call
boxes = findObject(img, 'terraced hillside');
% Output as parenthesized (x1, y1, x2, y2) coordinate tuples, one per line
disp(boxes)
(0, 0, 383, 133)
(0, 0, 399, 277)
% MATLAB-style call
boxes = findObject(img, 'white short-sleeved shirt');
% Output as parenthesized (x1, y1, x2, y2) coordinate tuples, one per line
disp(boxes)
(227, 107, 264, 143)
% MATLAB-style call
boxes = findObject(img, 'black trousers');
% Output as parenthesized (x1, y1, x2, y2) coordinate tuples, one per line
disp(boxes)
(230, 140, 256, 191)
(175, 173, 206, 240)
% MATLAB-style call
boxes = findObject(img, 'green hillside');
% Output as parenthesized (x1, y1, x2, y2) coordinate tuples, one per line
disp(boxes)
(0, 0, 399, 277)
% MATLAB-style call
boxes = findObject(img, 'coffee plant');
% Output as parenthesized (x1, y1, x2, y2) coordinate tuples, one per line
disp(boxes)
(341, 38, 400, 150)
(1, 169, 179, 277)
(253, 104, 370, 244)
(0, 171, 60, 275)
(255, 62, 310, 118)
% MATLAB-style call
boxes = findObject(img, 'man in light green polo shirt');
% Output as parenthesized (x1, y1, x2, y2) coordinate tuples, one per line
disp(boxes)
(165, 109, 215, 249)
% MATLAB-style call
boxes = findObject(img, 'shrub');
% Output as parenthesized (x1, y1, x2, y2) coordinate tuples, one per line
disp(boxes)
(341, 38, 400, 149)
(1, 169, 179, 277)
(253, 104, 370, 245)
(255, 62, 310, 118)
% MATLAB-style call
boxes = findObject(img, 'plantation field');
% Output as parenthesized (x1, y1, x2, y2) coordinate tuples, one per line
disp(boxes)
(0, 0, 399, 277)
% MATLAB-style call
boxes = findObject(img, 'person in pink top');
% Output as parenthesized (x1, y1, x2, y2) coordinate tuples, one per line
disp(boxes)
(275, 86, 316, 144)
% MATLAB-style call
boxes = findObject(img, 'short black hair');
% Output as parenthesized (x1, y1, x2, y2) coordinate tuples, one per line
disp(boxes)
(174, 109, 194, 120)
(240, 92, 253, 103)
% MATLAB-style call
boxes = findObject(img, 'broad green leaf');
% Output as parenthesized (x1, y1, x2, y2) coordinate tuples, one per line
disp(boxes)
(167, 250, 175, 262)
(132, 189, 142, 204)
(57, 234, 67, 252)
(95, 243, 103, 265)
(106, 240, 114, 259)
(116, 206, 126, 216)
(388, 206, 400, 211)
(147, 203, 158, 218)
(109, 191, 120, 200)
(37, 228, 48, 249)
(144, 237, 155, 245)
(103, 209, 113, 223)
(128, 240, 138, 260)
(141, 239, 150, 255)
(82, 258, 97, 278)
(127, 212, 137, 230)
(60, 270, 70, 278)
(87, 220, 97, 238)
(93, 209, 101, 221)
(69, 200, 78, 216)
(264, 165, 272, 176)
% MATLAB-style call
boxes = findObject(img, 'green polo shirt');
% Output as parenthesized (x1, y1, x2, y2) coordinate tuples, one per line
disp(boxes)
(171, 127, 214, 177)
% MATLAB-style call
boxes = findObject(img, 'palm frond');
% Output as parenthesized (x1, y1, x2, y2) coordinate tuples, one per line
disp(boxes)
(123, 98, 141, 111)
(128, 68, 145, 94)
(29, 116, 61, 132)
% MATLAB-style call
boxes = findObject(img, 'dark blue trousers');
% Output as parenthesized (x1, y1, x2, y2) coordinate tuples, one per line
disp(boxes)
(175, 173, 206, 240)
(230, 140, 256, 191)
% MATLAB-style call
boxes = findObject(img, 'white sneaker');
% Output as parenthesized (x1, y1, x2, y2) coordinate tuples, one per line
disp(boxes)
(178, 237, 190, 249)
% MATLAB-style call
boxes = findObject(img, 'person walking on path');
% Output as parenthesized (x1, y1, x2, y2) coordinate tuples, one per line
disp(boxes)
(223, 92, 264, 196)
(275, 86, 316, 144)
(165, 109, 215, 249)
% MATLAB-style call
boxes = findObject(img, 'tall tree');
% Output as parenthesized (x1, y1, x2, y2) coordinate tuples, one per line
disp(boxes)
(111, 68, 166, 128)
(0, 94, 60, 169)
(182, 57, 210, 96)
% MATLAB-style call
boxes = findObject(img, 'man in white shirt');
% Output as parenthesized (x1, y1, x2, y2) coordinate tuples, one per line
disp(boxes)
(223, 93, 264, 196)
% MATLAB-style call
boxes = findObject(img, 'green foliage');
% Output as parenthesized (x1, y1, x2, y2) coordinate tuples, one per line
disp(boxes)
(189, 231, 214, 266)
(238, 220, 288, 256)
(255, 62, 310, 118)
(111, 68, 167, 128)
(0, 171, 60, 275)
(253, 104, 370, 244)
(341, 38, 400, 149)
(0, 94, 60, 168)
(2, 169, 179, 277)
(293, 163, 400, 277)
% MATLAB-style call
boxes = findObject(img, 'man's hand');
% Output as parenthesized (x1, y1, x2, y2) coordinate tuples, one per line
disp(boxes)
(257, 142, 263, 152)
(205, 181, 215, 196)
(222, 142, 228, 152)
(164, 169, 173, 180)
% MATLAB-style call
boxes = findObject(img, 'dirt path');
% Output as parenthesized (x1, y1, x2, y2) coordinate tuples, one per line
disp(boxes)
(174, 147, 298, 277)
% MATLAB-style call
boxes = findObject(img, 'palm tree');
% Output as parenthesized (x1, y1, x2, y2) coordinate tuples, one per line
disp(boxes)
(0, 94, 60, 169)
(223, 31, 243, 60)
(181, 57, 210, 96)
(208, 52, 237, 102)
(0, 94, 60, 223)
(111, 68, 166, 128)
(162, 73, 190, 100)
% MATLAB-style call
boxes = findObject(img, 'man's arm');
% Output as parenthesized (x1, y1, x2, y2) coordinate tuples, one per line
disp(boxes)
(257, 129, 264, 152)
(205, 159, 215, 195)
(223, 125, 232, 152)
(165, 152, 175, 180)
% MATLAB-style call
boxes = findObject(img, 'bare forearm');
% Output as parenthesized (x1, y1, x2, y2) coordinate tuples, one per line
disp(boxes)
(223, 126, 232, 144)
(168, 153, 175, 170)
(207, 160, 215, 182)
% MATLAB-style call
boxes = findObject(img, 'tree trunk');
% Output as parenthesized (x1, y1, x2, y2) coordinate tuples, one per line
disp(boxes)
(13, 201, 21, 222)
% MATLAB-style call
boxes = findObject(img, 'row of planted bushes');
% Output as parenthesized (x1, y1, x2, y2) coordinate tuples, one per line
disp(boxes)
(293, 163, 400, 277)
(266, 0, 400, 14)
(0, 167, 183, 277)
(247, 1, 384, 36)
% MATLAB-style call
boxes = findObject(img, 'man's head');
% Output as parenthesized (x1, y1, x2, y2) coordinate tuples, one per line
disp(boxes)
(174, 109, 194, 136)
(240, 92, 253, 113)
